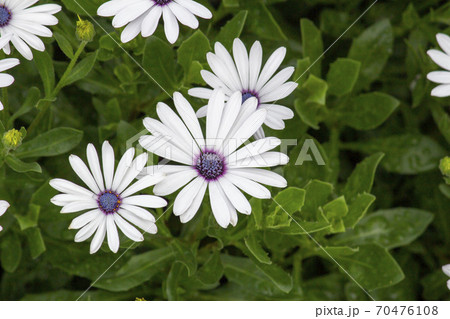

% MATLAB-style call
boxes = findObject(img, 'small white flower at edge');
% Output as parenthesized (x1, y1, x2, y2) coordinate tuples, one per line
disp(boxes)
(0, 200, 10, 232)
(443, 264, 450, 290)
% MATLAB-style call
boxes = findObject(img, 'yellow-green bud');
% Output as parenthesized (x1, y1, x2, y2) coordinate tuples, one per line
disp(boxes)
(2, 129, 23, 150)
(76, 18, 95, 42)
(440, 156, 450, 177)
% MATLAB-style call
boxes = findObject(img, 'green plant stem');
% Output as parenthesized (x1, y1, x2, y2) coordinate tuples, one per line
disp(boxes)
(51, 41, 87, 98)
(28, 41, 87, 135)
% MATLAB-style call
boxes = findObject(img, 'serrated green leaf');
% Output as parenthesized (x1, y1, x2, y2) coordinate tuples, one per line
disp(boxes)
(327, 58, 361, 96)
(301, 19, 323, 76)
(216, 10, 248, 49)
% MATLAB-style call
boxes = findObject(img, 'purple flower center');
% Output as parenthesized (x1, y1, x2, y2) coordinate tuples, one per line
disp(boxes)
(195, 151, 226, 181)
(152, 0, 172, 6)
(98, 191, 121, 215)
(242, 90, 259, 105)
(0, 6, 11, 27)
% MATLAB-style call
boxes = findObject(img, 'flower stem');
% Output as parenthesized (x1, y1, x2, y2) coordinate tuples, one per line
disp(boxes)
(28, 41, 87, 135)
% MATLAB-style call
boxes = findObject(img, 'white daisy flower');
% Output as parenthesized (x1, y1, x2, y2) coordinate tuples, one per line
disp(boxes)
(97, 0, 212, 44)
(139, 90, 288, 228)
(49, 141, 167, 254)
(189, 38, 298, 139)
(443, 264, 450, 290)
(426, 33, 450, 97)
(0, 0, 61, 60)
(0, 56, 19, 111)
(0, 200, 10, 232)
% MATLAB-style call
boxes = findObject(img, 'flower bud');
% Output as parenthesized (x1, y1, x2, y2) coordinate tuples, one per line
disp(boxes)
(2, 128, 24, 150)
(76, 18, 95, 42)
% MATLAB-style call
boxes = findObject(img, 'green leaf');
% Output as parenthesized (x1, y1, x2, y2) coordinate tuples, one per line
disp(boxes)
(165, 263, 185, 301)
(301, 19, 323, 76)
(430, 103, 450, 144)
(294, 57, 311, 86)
(196, 251, 224, 286)
(7, 87, 41, 127)
(1, 233, 22, 273)
(346, 134, 446, 175)
(348, 19, 393, 90)
(343, 153, 384, 202)
(25, 228, 46, 259)
(15, 127, 83, 159)
(178, 30, 210, 77)
(216, 10, 248, 49)
(332, 208, 434, 249)
(303, 179, 333, 215)
(15, 204, 40, 231)
(248, 2, 287, 41)
(61, 0, 101, 16)
(323, 196, 348, 233)
(330, 244, 404, 291)
(34, 51, 55, 97)
(53, 31, 74, 59)
(327, 58, 361, 96)
(94, 247, 175, 292)
(171, 241, 197, 276)
(302, 74, 328, 105)
(343, 193, 376, 229)
(338, 92, 399, 130)
(61, 51, 98, 87)
(244, 234, 272, 264)
(142, 37, 177, 91)
(269, 187, 306, 217)
(5, 156, 42, 174)
(93, 98, 122, 124)
(221, 255, 290, 296)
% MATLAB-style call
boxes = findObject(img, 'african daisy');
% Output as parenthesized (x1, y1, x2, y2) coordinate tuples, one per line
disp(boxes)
(189, 38, 298, 139)
(0, 200, 9, 231)
(139, 90, 288, 228)
(0, 0, 62, 60)
(49, 141, 167, 254)
(97, 0, 212, 44)
(0, 50, 19, 111)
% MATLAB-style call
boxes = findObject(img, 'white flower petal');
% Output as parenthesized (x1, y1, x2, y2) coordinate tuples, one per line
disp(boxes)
(179, 180, 207, 223)
(219, 177, 251, 215)
(102, 141, 115, 190)
(0, 200, 10, 216)
(87, 144, 105, 191)
(106, 214, 120, 253)
(255, 47, 287, 92)
(69, 155, 101, 194)
(163, 6, 179, 44)
(431, 84, 450, 97)
(249, 41, 263, 90)
(114, 213, 144, 242)
(90, 216, 107, 254)
(121, 173, 165, 198)
(118, 209, 157, 234)
(49, 179, 94, 197)
(228, 168, 287, 188)
(225, 174, 271, 199)
(173, 176, 204, 216)
(122, 195, 167, 208)
(69, 209, 101, 230)
(209, 181, 231, 228)
(427, 71, 450, 84)
(436, 33, 450, 56)
(153, 169, 197, 196)
(428, 49, 450, 71)
(120, 204, 156, 222)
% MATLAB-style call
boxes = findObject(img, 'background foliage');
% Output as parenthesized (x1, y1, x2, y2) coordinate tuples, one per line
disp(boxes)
(0, 0, 449, 301)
